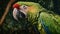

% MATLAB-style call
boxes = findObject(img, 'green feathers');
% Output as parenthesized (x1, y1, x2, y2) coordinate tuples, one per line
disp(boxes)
(2, 1, 60, 34)
(40, 12, 60, 34)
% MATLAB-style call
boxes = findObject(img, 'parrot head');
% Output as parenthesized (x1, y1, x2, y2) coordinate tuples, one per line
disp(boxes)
(12, 2, 40, 21)
(13, 3, 29, 21)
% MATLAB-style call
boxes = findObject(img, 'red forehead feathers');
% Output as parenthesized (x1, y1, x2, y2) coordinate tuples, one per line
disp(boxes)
(13, 3, 20, 9)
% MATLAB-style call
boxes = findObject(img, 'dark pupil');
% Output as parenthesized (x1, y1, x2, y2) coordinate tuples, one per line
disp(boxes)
(23, 6, 27, 9)
(23, 6, 25, 7)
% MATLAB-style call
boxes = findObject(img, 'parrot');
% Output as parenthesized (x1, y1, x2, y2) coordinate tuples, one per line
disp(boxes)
(2, 1, 60, 34)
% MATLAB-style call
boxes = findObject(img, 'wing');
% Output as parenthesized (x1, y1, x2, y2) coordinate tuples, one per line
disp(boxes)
(39, 12, 60, 34)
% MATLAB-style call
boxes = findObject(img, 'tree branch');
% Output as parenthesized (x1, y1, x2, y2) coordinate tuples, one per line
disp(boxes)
(0, 0, 15, 25)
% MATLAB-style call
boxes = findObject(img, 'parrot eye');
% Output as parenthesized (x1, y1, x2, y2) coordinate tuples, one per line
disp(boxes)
(20, 5, 28, 10)
(23, 6, 26, 9)
(23, 5, 28, 9)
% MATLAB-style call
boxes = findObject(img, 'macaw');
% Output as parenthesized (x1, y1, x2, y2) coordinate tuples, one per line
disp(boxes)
(2, 1, 60, 34)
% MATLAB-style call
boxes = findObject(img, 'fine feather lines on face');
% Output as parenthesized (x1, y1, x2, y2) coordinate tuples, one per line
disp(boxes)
(19, 5, 29, 15)
(19, 5, 29, 13)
